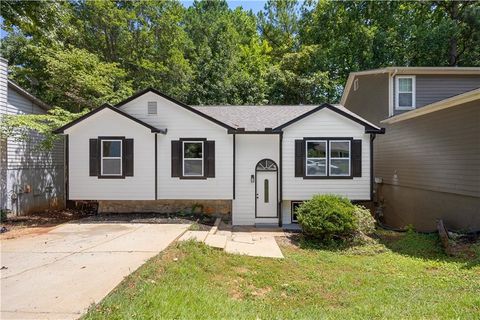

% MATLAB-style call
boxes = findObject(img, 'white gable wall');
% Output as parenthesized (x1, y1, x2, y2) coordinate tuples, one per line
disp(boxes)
(66, 108, 155, 200)
(118, 92, 233, 199)
(282, 108, 371, 200)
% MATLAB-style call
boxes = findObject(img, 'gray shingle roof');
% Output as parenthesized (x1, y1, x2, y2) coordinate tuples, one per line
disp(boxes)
(192, 104, 380, 131)
(192, 105, 317, 131)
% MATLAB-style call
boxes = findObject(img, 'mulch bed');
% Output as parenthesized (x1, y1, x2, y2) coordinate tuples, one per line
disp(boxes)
(81, 212, 217, 226)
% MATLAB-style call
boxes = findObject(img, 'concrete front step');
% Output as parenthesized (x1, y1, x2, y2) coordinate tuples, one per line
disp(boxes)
(204, 234, 227, 249)
(178, 231, 209, 242)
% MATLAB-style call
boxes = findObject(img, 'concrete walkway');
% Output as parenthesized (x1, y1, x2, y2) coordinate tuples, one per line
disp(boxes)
(1, 222, 189, 320)
(179, 222, 284, 259)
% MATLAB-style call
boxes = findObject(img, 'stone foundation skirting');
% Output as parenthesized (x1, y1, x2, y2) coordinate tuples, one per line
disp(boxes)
(98, 199, 232, 219)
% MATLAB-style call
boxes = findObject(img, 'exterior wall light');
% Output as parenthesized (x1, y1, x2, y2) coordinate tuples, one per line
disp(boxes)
(251, 174, 255, 183)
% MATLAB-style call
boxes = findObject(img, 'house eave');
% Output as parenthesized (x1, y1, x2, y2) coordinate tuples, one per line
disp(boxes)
(381, 88, 480, 124)
(53, 103, 167, 134)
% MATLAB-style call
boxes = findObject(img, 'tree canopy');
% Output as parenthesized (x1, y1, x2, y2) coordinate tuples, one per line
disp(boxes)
(1, 0, 479, 112)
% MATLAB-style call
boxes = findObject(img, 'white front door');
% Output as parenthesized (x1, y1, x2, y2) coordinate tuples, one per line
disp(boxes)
(256, 171, 277, 217)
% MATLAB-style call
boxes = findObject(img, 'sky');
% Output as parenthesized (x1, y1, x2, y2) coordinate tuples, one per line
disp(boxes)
(181, 1, 267, 13)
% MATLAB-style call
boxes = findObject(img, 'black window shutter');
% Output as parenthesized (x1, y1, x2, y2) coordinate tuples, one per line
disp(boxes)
(294, 140, 304, 177)
(89, 139, 98, 176)
(205, 140, 215, 178)
(171, 140, 181, 177)
(124, 139, 134, 176)
(352, 139, 362, 177)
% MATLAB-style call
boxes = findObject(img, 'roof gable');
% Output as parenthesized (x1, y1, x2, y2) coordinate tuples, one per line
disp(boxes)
(53, 103, 166, 134)
(115, 88, 236, 131)
(341, 67, 480, 105)
(8, 80, 51, 111)
(273, 103, 382, 133)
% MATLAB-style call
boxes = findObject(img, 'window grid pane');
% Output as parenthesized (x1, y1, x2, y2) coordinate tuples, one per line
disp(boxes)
(101, 139, 122, 175)
(184, 142, 203, 159)
(329, 140, 350, 176)
(306, 140, 327, 176)
(398, 78, 412, 92)
(183, 141, 203, 176)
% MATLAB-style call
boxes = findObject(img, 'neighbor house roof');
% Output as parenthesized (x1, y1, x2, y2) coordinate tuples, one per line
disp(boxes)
(381, 88, 480, 124)
(53, 103, 167, 134)
(8, 80, 51, 111)
(340, 66, 480, 105)
(193, 103, 382, 133)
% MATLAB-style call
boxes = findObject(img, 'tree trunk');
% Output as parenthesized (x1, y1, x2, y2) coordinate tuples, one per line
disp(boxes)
(448, 1, 459, 66)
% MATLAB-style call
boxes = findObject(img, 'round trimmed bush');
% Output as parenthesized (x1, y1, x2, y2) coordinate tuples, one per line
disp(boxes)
(296, 194, 357, 240)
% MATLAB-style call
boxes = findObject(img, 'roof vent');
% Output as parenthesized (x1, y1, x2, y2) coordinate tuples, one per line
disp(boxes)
(148, 101, 157, 115)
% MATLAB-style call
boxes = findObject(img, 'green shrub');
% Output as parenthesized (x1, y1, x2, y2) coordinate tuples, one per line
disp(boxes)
(353, 205, 375, 235)
(297, 195, 376, 242)
(296, 194, 357, 240)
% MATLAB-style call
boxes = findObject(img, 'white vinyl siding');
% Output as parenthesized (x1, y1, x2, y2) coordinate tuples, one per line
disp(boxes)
(395, 76, 416, 110)
(118, 91, 233, 200)
(283, 108, 371, 201)
(2, 84, 65, 213)
(65, 108, 155, 200)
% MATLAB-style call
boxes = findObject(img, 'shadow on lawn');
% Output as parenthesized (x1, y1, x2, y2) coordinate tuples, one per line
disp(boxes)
(286, 229, 480, 269)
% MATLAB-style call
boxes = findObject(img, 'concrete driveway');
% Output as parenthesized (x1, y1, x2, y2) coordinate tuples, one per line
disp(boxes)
(1, 222, 189, 319)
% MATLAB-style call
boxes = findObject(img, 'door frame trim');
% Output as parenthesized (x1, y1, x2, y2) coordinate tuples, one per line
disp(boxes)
(254, 159, 279, 218)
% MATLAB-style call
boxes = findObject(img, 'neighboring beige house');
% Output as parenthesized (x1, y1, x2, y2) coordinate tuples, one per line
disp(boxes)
(342, 67, 480, 232)
(0, 58, 65, 215)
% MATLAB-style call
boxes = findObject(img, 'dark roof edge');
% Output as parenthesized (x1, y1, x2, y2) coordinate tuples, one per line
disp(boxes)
(8, 80, 51, 111)
(53, 103, 166, 134)
(273, 103, 385, 134)
(115, 87, 236, 131)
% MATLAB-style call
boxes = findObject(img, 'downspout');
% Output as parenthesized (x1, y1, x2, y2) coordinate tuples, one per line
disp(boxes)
(370, 133, 376, 201)
(155, 133, 158, 200)
(233, 133, 236, 200)
(278, 132, 283, 227)
(65, 134, 69, 204)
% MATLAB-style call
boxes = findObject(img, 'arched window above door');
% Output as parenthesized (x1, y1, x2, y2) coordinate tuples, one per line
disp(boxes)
(256, 159, 278, 172)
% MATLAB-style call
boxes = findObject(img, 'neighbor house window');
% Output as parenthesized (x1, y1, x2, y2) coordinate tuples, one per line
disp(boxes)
(395, 76, 415, 110)
(183, 141, 203, 176)
(306, 140, 327, 176)
(148, 101, 157, 115)
(101, 140, 122, 176)
(329, 140, 351, 176)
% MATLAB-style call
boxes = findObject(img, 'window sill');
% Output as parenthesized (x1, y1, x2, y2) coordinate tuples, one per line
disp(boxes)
(97, 175, 126, 179)
(301, 175, 354, 180)
(394, 106, 416, 111)
(179, 176, 208, 180)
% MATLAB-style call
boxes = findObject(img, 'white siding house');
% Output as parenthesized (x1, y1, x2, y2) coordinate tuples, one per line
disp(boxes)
(0, 58, 65, 215)
(55, 88, 383, 226)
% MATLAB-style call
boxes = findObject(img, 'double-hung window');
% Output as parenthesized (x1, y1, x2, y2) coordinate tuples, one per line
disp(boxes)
(395, 76, 415, 110)
(329, 140, 350, 176)
(101, 140, 122, 176)
(183, 141, 203, 177)
(306, 140, 327, 176)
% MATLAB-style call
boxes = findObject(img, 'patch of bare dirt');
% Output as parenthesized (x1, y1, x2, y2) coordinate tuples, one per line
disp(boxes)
(0, 209, 90, 240)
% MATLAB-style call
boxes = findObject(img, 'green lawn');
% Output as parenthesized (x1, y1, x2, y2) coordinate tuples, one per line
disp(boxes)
(84, 231, 480, 319)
